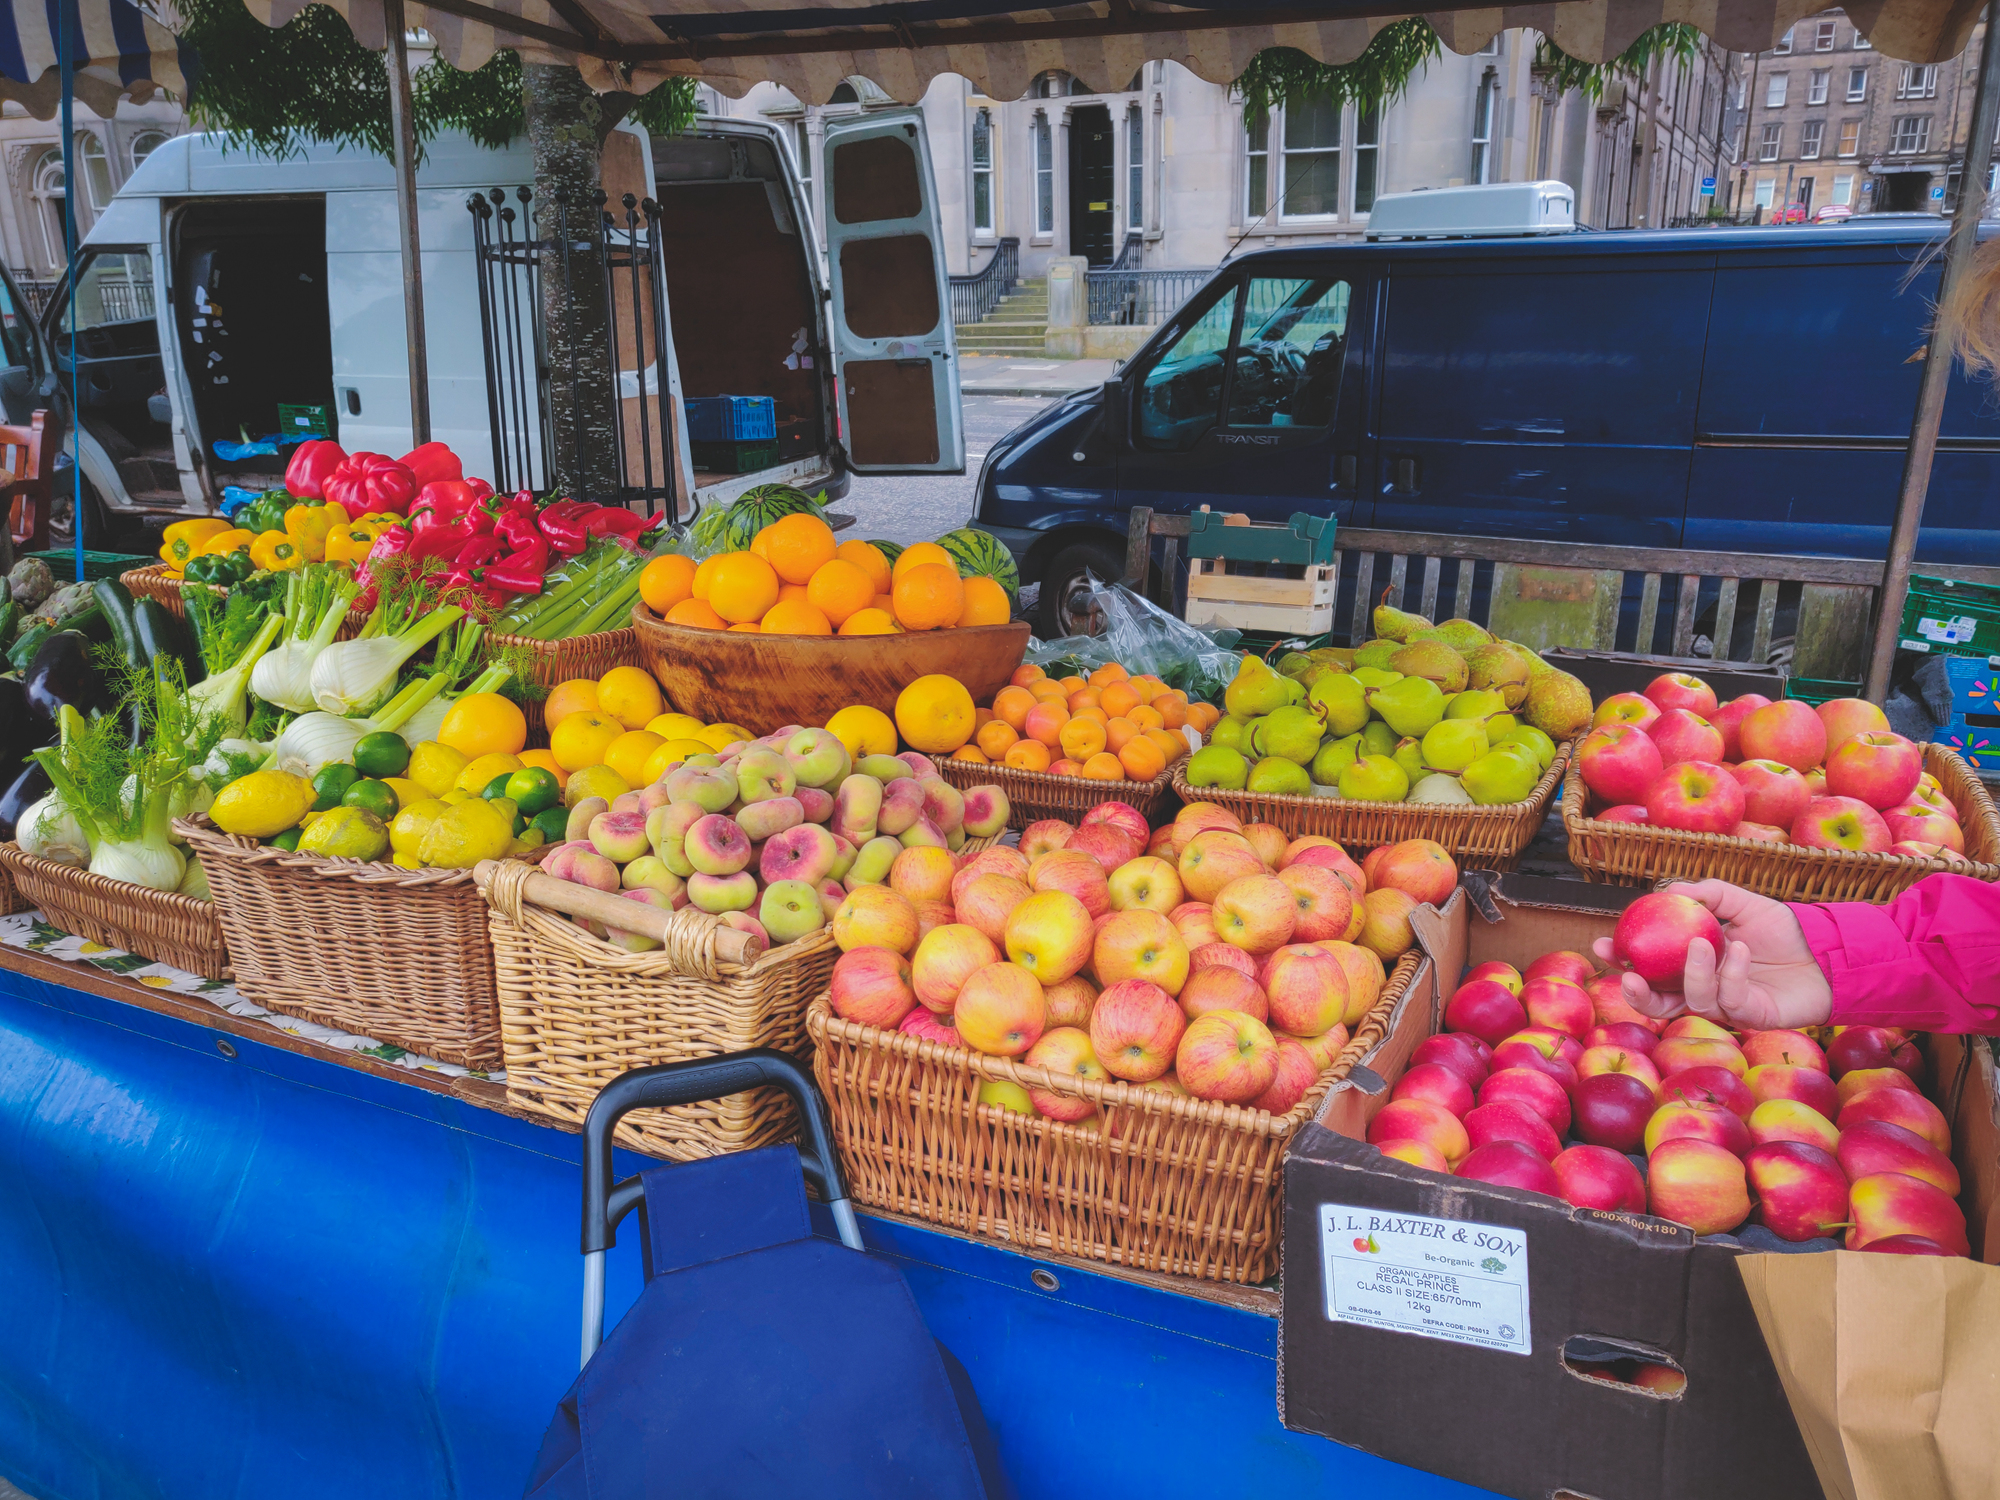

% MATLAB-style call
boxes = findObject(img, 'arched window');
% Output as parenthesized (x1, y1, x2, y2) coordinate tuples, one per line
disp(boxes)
(1031, 70, 1081, 98)
(1127, 105, 1144, 229)
(971, 108, 994, 233)
(129, 129, 170, 173)
(1033, 113, 1054, 233)
(79, 134, 113, 211)
(32, 147, 67, 271)
(829, 81, 859, 104)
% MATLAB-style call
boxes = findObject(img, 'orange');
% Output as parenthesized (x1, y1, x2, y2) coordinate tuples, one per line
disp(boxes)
(1118, 735, 1166, 782)
(543, 678, 599, 732)
(728, 621, 762, 632)
(550, 711, 624, 774)
(873, 593, 896, 614)
(761, 598, 833, 635)
(604, 729, 667, 787)
(777, 582, 810, 605)
(991, 685, 1036, 730)
(440, 692, 528, 758)
(1003, 739, 1051, 773)
(1059, 716, 1107, 761)
(639, 553, 697, 615)
(805, 558, 875, 625)
(951, 745, 989, 763)
(764, 512, 838, 585)
(891, 563, 964, 632)
(1151, 694, 1187, 729)
(1128, 704, 1164, 731)
(1099, 681, 1141, 718)
(1144, 728, 1187, 765)
(597, 665, 664, 729)
(665, 598, 726, 629)
(707, 552, 781, 624)
(835, 538, 892, 592)
(1010, 665, 1046, 688)
(957, 576, 1011, 627)
(976, 720, 1020, 759)
(1066, 688, 1101, 712)
(519, 748, 565, 780)
(749, 528, 772, 561)
(1082, 752, 1126, 781)
(838, 608, 901, 636)
(891, 540, 955, 581)
(894, 674, 977, 754)
(692, 554, 721, 602)
(1104, 716, 1140, 752)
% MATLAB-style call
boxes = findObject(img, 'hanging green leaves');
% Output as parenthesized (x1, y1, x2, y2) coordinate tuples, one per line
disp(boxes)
(1533, 24, 1706, 100)
(1233, 21, 1442, 128)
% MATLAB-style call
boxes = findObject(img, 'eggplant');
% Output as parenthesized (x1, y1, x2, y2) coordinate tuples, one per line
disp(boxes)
(24, 630, 111, 727)
(0, 759, 50, 842)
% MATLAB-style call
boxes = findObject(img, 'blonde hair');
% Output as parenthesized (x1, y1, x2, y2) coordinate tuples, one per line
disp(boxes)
(1934, 234, 2000, 379)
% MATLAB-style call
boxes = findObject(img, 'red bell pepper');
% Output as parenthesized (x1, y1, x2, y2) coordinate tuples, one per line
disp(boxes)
(398, 441, 464, 490)
(325, 453, 419, 515)
(352, 523, 412, 612)
(284, 439, 348, 501)
(409, 521, 479, 565)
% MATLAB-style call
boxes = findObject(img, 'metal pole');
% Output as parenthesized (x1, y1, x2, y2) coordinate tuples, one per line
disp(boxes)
(382, 0, 430, 447)
(58, 0, 81, 575)
(1864, 0, 2000, 701)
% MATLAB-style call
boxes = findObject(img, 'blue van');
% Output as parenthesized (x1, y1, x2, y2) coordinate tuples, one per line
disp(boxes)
(969, 218, 2000, 639)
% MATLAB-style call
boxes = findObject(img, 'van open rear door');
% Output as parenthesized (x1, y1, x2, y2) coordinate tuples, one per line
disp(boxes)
(821, 112, 964, 475)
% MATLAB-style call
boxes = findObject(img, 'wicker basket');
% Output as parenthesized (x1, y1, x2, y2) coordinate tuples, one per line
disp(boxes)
(808, 948, 1423, 1283)
(1562, 743, 2000, 901)
(122, 565, 371, 639)
(0, 843, 230, 977)
(1168, 744, 1571, 866)
(175, 815, 527, 1068)
(487, 626, 643, 690)
(0, 864, 25, 917)
(935, 757, 1175, 832)
(483, 859, 840, 1160)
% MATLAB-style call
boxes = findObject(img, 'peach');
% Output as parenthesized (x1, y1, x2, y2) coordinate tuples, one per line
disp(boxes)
(1093, 909, 1190, 993)
(1178, 830, 1266, 903)
(1478, 1067, 1571, 1136)
(1747, 1098, 1841, 1154)
(1837, 1086, 1951, 1153)
(844, 836, 902, 890)
(1741, 1028, 1827, 1073)
(1552, 1144, 1648, 1212)
(758, 823, 837, 887)
(1612, 891, 1724, 989)
(1464, 1099, 1562, 1161)
(1744, 1063, 1839, 1119)
(1189, 942, 1257, 978)
(601, 888, 674, 952)
(1177, 963, 1268, 1023)
(716, 909, 770, 958)
(1106, 855, 1184, 914)
(1250, 1037, 1322, 1115)
(1002, 890, 1095, 985)
(1358, 888, 1419, 962)
(1018, 819, 1073, 861)
(1022, 1026, 1108, 1121)
(818, 878, 849, 921)
(1276, 863, 1354, 943)
(663, 765, 735, 812)
(686, 871, 757, 914)
(833, 774, 883, 847)
(916, 775, 966, 836)
(960, 785, 1011, 839)
(1257, 944, 1349, 1036)
(1169, 901, 1220, 949)
(1644, 1099, 1751, 1158)
(1041, 974, 1099, 1029)
(757, 878, 826, 943)
(1028, 849, 1111, 917)
(1846, 1172, 1970, 1256)
(735, 795, 803, 844)
(1089, 979, 1186, 1081)
(1371, 838, 1457, 906)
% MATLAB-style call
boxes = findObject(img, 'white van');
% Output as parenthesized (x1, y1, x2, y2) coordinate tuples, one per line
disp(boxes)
(20, 112, 962, 538)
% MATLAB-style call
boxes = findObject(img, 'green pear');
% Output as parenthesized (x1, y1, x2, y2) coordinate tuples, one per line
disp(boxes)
(1434, 617, 1494, 653)
(1523, 669, 1594, 741)
(1307, 674, 1370, 736)
(1303, 646, 1355, 672)
(1351, 667, 1404, 690)
(1389, 640, 1470, 695)
(1461, 746, 1541, 805)
(1492, 724, 1557, 770)
(1445, 688, 1508, 723)
(1408, 773, 1474, 805)
(1352, 638, 1404, 670)
(1247, 756, 1313, 797)
(1275, 651, 1316, 680)
(1261, 704, 1326, 765)
(1185, 745, 1250, 790)
(1485, 712, 1519, 739)
(1505, 641, 1554, 678)
(1209, 716, 1251, 752)
(1392, 736, 1427, 785)
(1281, 674, 1306, 706)
(1339, 754, 1410, 802)
(1371, 603, 1435, 643)
(1366, 676, 1446, 738)
(1245, 716, 1271, 756)
(1359, 720, 1400, 758)
(1465, 642, 1533, 709)
(1310, 733, 1362, 786)
(1422, 719, 1490, 775)
(1223, 657, 1291, 719)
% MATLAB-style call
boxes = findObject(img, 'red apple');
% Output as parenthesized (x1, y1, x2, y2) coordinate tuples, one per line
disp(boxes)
(1250, 1036, 1322, 1115)
(1177, 964, 1269, 1023)
(1824, 1025, 1906, 1079)
(1890, 840, 1971, 863)
(1577, 1044, 1663, 1094)
(1663, 1015, 1734, 1041)
(1611, 891, 1725, 988)
(1825, 731, 1923, 811)
(1858, 1234, 1956, 1256)
(1477, 1066, 1571, 1135)
(1744, 1063, 1840, 1119)
(1376, 1138, 1451, 1174)
(1553, 1144, 1648, 1212)
(1080, 799, 1149, 847)
(1836, 1119, 1961, 1195)
(1647, 1138, 1752, 1233)
(1791, 796, 1892, 853)
(1738, 699, 1828, 773)
(1648, 708, 1726, 767)
(1176, 1009, 1281, 1104)
(1663, 1065, 1755, 1119)
(1732, 822, 1788, 843)
(1088, 979, 1186, 1082)
(1746, 1141, 1850, 1242)
(1742, 1029, 1827, 1073)
(1709, 694, 1772, 761)
(1455, 1140, 1562, 1198)
(1594, 691, 1662, 731)
(1443, 979, 1528, 1047)
(1597, 805, 1649, 824)
(1730, 759, 1811, 830)
(1747, 1098, 1840, 1154)
(1578, 723, 1665, 806)
(1571, 1071, 1657, 1152)
(1462, 960, 1523, 994)
(1258, 943, 1350, 1036)
(1490, 1034, 1580, 1090)
(1411, 1032, 1490, 1091)
(1644, 672, 1718, 717)
(1645, 760, 1745, 834)
(1586, 973, 1665, 1036)
(1370, 838, 1458, 907)
(1391, 1062, 1477, 1120)
(1520, 976, 1595, 1039)
(1846, 1173, 1970, 1256)
(1884, 804, 1966, 852)
(1834, 1066, 1919, 1109)
(1645, 1098, 1752, 1157)
(1275, 862, 1356, 943)
(1837, 1086, 1950, 1153)
(1464, 1099, 1562, 1161)
(1588, 1021, 1660, 1054)
(1366, 1096, 1470, 1167)
(1816, 697, 1891, 757)
(828, 946, 919, 1029)
(1652, 1035, 1748, 1078)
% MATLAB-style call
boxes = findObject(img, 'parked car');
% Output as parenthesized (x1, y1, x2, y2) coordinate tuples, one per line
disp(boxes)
(970, 195, 2000, 638)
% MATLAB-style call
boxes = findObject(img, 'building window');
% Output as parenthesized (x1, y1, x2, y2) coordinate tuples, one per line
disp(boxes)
(31, 146, 66, 271)
(1126, 105, 1143, 230)
(1755, 178, 1777, 208)
(1833, 172, 1855, 204)
(1838, 119, 1861, 155)
(1246, 112, 1270, 218)
(1731, 76, 1746, 109)
(1814, 20, 1837, 49)
(1471, 70, 1497, 183)
(1280, 96, 1341, 216)
(1354, 105, 1380, 213)
(1898, 64, 1938, 99)
(829, 81, 859, 104)
(79, 135, 112, 212)
(1773, 27, 1793, 53)
(1891, 115, 1932, 153)
(1033, 113, 1053, 233)
(1808, 69, 1830, 104)
(1801, 120, 1824, 158)
(1759, 122, 1783, 161)
(971, 109, 992, 234)
(1767, 73, 1789, 107)
(1847, 67, 1869, 101)
(129, 129, 170, 172)
(1854, 30, 1873, 48)
(1031, 70, 1081, 98)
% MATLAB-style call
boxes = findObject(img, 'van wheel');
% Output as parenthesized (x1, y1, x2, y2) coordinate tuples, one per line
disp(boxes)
(1037, 542, 1125, 640)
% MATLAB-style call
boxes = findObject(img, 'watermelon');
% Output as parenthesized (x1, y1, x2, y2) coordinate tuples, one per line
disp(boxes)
(867, 539, 906, 570)
(692, 483, 825, 553)
(937, 527, 1021, 602)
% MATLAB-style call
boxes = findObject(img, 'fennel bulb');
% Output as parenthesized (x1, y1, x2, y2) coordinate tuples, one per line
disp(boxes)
(176, 857, 212, 902)
(201, 738, 267, 788)
(268, 713, 369, 779)
(310, 605, 463, 718)
(18, 792, 89, 867)
(251, 568, 359, 715)
(91, 823, 186, 893)
(193, 612, 285, 734)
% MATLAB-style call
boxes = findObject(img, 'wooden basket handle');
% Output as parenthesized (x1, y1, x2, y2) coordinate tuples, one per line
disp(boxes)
(473, 859, 758, 970)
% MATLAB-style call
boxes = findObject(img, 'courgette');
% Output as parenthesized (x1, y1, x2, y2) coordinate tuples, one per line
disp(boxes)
(91, 579, 141, 669)
(7, 622, 52, 672)
(133, 596, 198, 683)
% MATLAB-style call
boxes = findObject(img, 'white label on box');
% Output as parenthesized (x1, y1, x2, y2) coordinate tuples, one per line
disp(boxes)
(1917, 614, 1979, 644)
(1319, 1204, 1532, 1355)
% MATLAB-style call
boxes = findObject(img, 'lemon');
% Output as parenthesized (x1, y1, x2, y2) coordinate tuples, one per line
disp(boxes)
(417, 798, 514, 869)
(211, 770, 315, 839)
(604, 729, 666, 787)
(390, 797, 450, 857)
(406, 741, 469, 799)
(699, 722, 753, 752)
(456, 751, 526, 795)
(297, 806, 391, 862)
(825, 704, 899, 760)
(645, 712, 708, 740)
(441, 789, 472, 805)
(383, 777, 426, 811)
(391, 851, 423, 870)
(564, 763, 629, 807)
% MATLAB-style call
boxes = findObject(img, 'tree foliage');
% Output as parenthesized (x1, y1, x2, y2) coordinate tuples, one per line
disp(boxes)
(1534, 23, 1705, 100)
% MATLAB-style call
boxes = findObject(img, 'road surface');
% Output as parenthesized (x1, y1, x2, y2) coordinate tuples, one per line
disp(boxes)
(835, 393, 1061, 549)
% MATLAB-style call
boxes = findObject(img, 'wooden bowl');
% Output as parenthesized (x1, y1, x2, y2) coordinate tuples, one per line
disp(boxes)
(631, 604, 1031, 736)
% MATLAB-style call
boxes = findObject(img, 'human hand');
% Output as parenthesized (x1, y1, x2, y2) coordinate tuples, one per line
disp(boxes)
(1588, 880, 1833, 1032)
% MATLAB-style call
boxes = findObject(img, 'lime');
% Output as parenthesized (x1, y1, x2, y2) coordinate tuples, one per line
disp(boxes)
(504, 766, 562, 816)
(310, 762, 361, 811)
(482, 773, 514, 800)
(269, 828, 302, 851)
(353, 731, 412, 780)
(530, 806, 570, 844)
(341, 779, 401, 821)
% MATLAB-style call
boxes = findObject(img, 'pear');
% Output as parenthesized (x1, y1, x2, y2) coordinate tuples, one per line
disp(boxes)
(1445, 688, 1509, 723)
(1224, 658, 1291, 719)
(1524, 669, 1594, 741)
(1244, 717, 1271, 756)
(1351, 667, 1404, 690)
(1275, 651, 1316, 680)
(1409, 773, 1474, 805)
(1505, 640, 1554, 678)
(1307, 674, 1370, 736)
(1209, 716, 1252, 753)
(1261, 704, 1326, 765)
(1310, 733, 1362, 786)
(1464, 643, 1533, 709)
(1461, 746, 1541, 805)
(1422, 719, 1490, 775)
(1247, 756, 1313, 797)
(1366, 676, 1446, 738)
(1492, 724, 1557, 770)
(1389, 640, 1470, 695)
(1434, 617, 1494, 653)
(1360, 720, 1400, 758)
(1339, 754, 1410, 802)
(1281, 674, 1307, 706)
(1371, 601, 1435, 643)
(1352, 638, 1404, 670)
(1304, 646, 1355, 672)
(1185, 745, 1250, 790)
(1392, 736, 1427, 785)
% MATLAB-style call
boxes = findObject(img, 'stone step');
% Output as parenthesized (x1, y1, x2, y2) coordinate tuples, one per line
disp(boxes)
(956, 334, 1049, 352)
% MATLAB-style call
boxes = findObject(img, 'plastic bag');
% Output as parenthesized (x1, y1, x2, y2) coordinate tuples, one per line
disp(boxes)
(1026, 572, 1243, 703)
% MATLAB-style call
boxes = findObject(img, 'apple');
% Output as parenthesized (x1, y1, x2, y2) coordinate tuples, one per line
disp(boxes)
(1371, 839, 1457, 907)
(1238, 821, 1290, 870)
(1586, 974, 1664, 1036)
(1170, 902, 1221, 950)
(1106, 855, 1184, 915)
(1067, 822, 1143, 876)
(1275, 863, 1355, 944)
(1521, 976, 1594, 1039)
(1522, 950, 1596, 987)
(1597, 805, 1649, 824)
(1645, 672, 1719, 717)
(1173, 801, 1242, 838)
(1663, 1064, 1755, 1119)
(1250, 1037, 1322, 1115)
(1646, 1138, 1752, 1234)
(1746, 1141, 1850, 1242)
(1858, 1235, 1957, 1256)
(1358, 889, 1420, 963)
(1824, 1024, 1911, 1079)
(1490, 1035, 1579, 1090)
(1577, 1045, 1663, 1093)
(952, 847, 1030, 903)
(1211, 874, 1300, 955)
(1645, 1099, 1752, 1158)
(1190, 942, 1257, 978)
(831, 886, 921, 953)
(953, 961, 1047, 1056)
(1020, 1027, 1107, 1122)
(1743, 1063, 1840, 1120)
(1462, 960, 1523, 994)
(1286, 843, 1368, 899)
(1595, 691, 1664, 731)
(1577, 723, 1665, 806)
(1367, 1097, 1471, 1166)
(1709, 694, 1772, 761)
(1837, 1086, 1951, 1153)
(827, 947, 918, 1029)
(1029, 849, 1112, 917)
(1837, 1119, 1961, 1195)
(1588, 1021, 1660, 1054)
(1088, 979, 1186, 1081)
(1730, 760, 1811, 831)
(913, 899, 956, 945)
(1177, 964, 1269, 1023)
(1018, 819, 1073, 862)
(1612, 890, 1725, 988)
(1747, 1098, 1841, 1154)
(1648, 708, 1726, 767)
(1645, 760, 1745, 834)
(1093, 909, 1191, 993)
(1455, 1140, 1561, 1197)
(900, 1006, 961, 1048)
(1662, 1015, 1733, 1041)
(1477, 1067, 1571, 1135)
(1041, 974, 1098, 1029)
(1816, 696, 1892, 757)
(1392, 1061, 1477, 1119)
(1738, 699, 1828, 772)
(1553, 1144, 1648, 1212)
(1834, 1066, 1919, 1109)
(956, 874, 1034, 946)
(1376, 1139, 1451, 1174)
(1277, 833, 1340, 868)
(1742, 1028, 1828, 1073)
(1825, 731, 1923, 811)
(1464, 1100, 1561, 1161)
(1443, 979, 1528, 1046)
(1282, 1027, 1347, 1071)
(1791, 796, 1892, 853)
(911, 923, 1001, 1013)
(1319, 942, 1386, 1026)
(1258, 944, 1349, 1035)
(1410, 1032, 1490, 1091)
(1177, 1009, 1281, 1104)
(1178, 830, 1267, 904)
(1081, 799, 1149, 844)
(1002, 889, 1096, 985)
(1846, 1173, 1970, 1256)
(1890, 840, 1971, 863)
(1571, 1071, 1657, 1151)
(1884, 804, 1966, 852)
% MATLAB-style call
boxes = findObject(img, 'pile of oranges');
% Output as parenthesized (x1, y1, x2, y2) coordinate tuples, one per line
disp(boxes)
(951, 661, 1222, 784)
(638, 516, 1011, 637)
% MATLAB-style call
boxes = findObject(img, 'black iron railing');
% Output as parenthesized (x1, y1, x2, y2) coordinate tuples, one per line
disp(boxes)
(948, 237, 1019, 327)
(1085, 266, 1211, 326)
(1106, 232, 1144, 271)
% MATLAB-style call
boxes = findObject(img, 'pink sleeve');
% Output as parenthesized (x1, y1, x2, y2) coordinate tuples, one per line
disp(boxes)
(1788, 874, 2000, 1033)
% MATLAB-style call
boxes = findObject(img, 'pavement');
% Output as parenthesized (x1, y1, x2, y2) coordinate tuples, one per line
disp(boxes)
(957, 353, 1119, 398)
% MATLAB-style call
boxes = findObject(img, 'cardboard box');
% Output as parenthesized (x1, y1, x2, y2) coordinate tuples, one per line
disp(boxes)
(1541, 646, 1787, 705)
(1278, 874, 2000, 1500)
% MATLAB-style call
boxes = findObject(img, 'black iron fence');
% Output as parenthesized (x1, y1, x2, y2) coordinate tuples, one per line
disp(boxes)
(1085, 266, 1210, 326)
(948, 237, 1019, 327)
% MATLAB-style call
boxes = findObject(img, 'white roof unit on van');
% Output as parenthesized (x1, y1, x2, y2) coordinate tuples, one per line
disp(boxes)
(1365, 182, 1576, 240)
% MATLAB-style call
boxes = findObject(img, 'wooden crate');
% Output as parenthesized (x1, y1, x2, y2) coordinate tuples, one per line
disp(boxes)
(1183, 558, 1337, 635)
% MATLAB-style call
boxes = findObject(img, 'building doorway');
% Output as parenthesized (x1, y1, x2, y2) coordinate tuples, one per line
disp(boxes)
(1879, 171, 1931, 211)
(1068, 105, 1115, 266)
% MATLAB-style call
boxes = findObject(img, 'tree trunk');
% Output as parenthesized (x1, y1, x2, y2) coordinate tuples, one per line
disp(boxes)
(522, 62, 623, 502)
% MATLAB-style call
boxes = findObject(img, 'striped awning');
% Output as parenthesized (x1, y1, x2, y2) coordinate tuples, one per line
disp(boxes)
(0, 0, 186, 118)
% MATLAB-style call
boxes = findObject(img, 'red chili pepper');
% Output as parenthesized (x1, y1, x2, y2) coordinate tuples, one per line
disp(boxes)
(493, 508, 542, 554)
(398, 441, 463, 490)
(325, 453, 418, 515)
(498, 488, 538, 519)
(409, 521, 476, 564)
(540, 507, 589, 556)
(582, 506, 647, 539)
(352, 523, 412, 611)
(455, 534, 506, 571)
(284, 439, 348, 500)
(481, 543, 549, 597)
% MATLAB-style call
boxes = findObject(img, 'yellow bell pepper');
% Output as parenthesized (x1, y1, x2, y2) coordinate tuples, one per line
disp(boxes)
(250, 531, 304, 572)
(323, 518, 384, 566)
(164, 517, 230, 550)
(200, 527, 256, 556)
(283, 499, 350, 562)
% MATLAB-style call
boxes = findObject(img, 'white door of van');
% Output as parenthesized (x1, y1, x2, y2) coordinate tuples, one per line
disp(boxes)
(820, 112, 964, 475)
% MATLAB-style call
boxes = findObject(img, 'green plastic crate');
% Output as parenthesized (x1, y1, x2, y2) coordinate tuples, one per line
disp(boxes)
(1184, 510, 1336, 567)
(23, 549, 152, 583)
(691, 438, 780, 473)
(1783, 676, 1861, 706)
(1899, 575, 2000, 659)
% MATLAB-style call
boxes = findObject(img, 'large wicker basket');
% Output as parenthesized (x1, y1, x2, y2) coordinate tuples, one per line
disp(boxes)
(487, 626, 644, 689)
(808, 947, 1422, 1283)
(1562, 742, 2000, 901)
(123, 565, 371, 639)
(936, 757, 1175, 832)
(1168, 744, 1571, 866)
(176, 815, 525, 1068)
(482, 859, 840, 1160)
(0, 843, 229, 978)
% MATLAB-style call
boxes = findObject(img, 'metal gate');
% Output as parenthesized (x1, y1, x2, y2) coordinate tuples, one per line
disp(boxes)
(467, 187, 681, 510)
